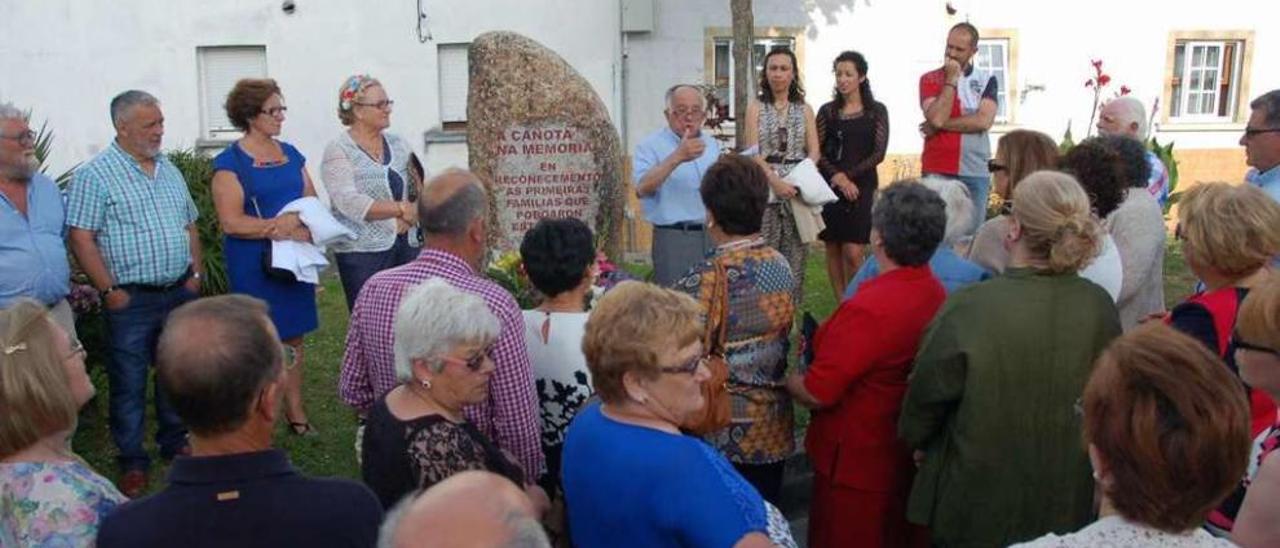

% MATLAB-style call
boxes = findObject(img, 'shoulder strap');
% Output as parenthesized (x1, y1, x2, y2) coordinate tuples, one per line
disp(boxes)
(703, 260, 730, 355)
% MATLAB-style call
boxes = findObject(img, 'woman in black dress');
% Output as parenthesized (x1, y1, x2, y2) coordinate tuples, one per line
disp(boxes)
(816, 50, 889, 300)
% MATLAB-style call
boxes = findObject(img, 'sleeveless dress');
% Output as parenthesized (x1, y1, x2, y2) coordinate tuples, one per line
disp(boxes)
(758, 100, 809, 307)
(213, 142, 319, 340)
(816, 101, 889, 244)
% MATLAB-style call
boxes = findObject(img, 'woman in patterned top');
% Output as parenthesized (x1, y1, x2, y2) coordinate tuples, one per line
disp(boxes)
(360, 278, 549, 515)
(1, 300, 125, 547)
(675, 155, 795, 504)
(743, 46, 820, 309)
(1014, 324, 1248, 548)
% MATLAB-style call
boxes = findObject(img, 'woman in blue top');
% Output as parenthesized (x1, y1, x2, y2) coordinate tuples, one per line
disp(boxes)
(562, 281, 795, 548)
(212, 78, 320, 435)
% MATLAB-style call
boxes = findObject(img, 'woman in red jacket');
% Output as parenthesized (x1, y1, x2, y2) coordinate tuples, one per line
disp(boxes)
(786, 180, 949, 548)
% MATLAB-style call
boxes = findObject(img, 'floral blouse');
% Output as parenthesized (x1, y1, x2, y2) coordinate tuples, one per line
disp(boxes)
(674, 237, 796, 464)
(0, 460, 127, 548)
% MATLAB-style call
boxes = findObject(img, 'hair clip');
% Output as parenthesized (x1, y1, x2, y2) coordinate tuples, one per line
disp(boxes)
(3, 342, 27, 355)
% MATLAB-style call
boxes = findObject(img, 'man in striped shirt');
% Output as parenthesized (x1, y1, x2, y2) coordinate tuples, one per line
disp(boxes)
(66, 90, 204, 497)
(339, 168, 545, 479)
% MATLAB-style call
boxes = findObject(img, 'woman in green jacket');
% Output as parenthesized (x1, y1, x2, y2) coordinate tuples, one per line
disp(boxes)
(899, 170, 1122, 547)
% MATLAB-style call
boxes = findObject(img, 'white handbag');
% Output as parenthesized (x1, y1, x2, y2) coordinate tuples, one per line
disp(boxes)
(784, 159, 839, 207)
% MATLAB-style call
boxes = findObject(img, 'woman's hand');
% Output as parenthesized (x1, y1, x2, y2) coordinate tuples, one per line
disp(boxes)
(832, 173, 859, 201)
(769, 174, 799, 199)
(270, 213, 303, 240)
(399, 201, 418, 225)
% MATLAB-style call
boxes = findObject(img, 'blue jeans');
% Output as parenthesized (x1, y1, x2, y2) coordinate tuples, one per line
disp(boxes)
(956, 174, 992, 236)
(335, 235, 420, 311)
(104, 286, 196, 471)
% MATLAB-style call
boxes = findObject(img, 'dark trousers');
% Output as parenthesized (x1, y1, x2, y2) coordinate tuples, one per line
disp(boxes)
(334, 235, 420, 311)
(104, 286, 197, 471)
(733, 460, 786, 507)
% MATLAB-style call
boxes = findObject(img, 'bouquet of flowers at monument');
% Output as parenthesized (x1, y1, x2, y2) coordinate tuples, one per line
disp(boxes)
(484, 250, 636, 310)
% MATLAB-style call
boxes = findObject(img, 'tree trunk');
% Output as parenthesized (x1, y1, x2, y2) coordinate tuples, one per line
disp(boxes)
(730, 0, 753, 150)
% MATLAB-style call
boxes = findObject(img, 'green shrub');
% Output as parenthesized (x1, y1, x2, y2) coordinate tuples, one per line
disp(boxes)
(167, 149, 228, 296)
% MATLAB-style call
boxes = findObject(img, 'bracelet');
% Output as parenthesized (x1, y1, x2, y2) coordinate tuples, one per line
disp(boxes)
(101, 285, 120, 296)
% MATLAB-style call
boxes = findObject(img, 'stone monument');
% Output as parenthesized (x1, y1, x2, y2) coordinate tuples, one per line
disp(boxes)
(467, 31, 624, 257)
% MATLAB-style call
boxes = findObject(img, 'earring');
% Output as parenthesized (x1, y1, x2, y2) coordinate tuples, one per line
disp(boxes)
(420, 378, 432, 390)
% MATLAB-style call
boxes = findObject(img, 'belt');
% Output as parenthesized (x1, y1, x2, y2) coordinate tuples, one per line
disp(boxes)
(120, 267, 193, 293)
(654, 221, 705, 232)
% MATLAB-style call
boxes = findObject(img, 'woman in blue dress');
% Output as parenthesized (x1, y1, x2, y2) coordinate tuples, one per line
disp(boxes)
(211, 78, 320, 435)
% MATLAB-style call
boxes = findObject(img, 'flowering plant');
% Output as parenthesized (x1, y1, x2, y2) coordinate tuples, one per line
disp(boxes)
(1084, 59, 1131, 137)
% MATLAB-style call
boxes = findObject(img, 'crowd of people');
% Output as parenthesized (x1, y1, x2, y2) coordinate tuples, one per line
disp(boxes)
(3, 19, 1280, 548)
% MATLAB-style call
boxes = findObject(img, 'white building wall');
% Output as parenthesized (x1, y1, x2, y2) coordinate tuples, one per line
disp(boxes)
(0, 0, 622, 180)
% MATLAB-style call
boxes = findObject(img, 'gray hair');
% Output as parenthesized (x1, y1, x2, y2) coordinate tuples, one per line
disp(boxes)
(1105, 96, 1149, 140)
(419, 169, 488, 236)
(376, 495, 414, 548)
(1252, 89, 1280, 128)
(109, 90, 159, 127)
(872, 180, 947, 267)
(919, 176, 974, 247)
(664, 84, 707, 112)
(375, 495, 550, 548)
(393, 278, 500, 382)
(0, 102, 27, 123)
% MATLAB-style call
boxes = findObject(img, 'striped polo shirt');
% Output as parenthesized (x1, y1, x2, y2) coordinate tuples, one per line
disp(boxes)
(919, 66, 999, 177)
(66, 141, 198, 286)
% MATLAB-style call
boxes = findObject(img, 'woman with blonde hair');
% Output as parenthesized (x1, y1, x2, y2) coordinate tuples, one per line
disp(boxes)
(968, 129, 1059, 272)
(900, 171, 1122, 546)
(1, 300, 125, 546)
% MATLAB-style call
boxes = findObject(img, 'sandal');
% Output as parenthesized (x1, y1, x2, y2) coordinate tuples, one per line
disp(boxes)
(289, 422, 319, 437)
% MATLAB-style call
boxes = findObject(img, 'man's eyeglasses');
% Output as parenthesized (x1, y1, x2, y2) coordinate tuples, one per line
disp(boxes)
(440, 349, 490, 372)
(353, 100, 395, 110)
(1234, 331, 1280, 357)
(987, 159, 1006, 173)
(658, 354, 707, 375)
(261, 106, 288, 117)
(1243, 127, 1280, 139)
(0, 129, 36, 145)
(670, 108, 705, 119)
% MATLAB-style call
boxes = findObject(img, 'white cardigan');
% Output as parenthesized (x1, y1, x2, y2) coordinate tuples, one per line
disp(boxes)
(319, 131, 415, 253)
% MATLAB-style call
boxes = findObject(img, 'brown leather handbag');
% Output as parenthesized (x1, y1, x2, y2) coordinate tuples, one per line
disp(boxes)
(682, 260, 732, 435)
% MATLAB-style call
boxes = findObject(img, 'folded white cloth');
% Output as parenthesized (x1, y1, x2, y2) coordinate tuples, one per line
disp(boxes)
(784, 159, 839, 207)
(269, 197, 357, 284)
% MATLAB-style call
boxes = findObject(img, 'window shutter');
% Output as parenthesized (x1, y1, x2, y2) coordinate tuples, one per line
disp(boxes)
(438, 44, 469, 123)
(198, 46, 268, 137)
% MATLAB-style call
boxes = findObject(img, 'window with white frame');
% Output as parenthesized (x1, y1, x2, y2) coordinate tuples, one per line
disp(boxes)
(1170, 39, 1245, 121)
(438, 44, 469, 129)
(974, 39, 1010, 123)
(712, 36, 796, 119)
(197, 46, 267, 139)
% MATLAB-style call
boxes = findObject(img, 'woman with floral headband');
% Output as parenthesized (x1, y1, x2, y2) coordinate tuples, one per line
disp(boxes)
(322, 74, 424, 310)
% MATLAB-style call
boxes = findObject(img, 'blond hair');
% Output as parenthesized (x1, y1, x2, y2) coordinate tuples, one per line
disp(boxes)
(581, 281, 703, 403)
(1177, 182, 1280, 279)
(0, 300, 77, 458)
(1237, 273, 1280, 351)
(1011, 171, 1103, 274)
(996, 129, 1059, 199)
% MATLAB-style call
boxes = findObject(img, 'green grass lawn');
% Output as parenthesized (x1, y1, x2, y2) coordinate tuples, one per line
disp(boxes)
(70, 240, 1199, 494)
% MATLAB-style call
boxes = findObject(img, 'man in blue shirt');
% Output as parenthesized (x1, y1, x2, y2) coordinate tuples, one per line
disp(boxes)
(1243, 89, 1280, 202)
(634, 84, 721, 286)
(0, 103, 73, 336)
(66, 90, 205, 497)
(97, 295, 383, 548)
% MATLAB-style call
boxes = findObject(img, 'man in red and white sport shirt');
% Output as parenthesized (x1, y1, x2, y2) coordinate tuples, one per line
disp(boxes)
(920, 22, 999, 237)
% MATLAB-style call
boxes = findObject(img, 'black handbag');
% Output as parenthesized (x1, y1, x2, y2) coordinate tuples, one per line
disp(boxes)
(250, 197, 300, 284)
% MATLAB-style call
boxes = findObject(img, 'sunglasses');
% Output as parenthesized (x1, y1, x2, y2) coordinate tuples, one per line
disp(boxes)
(1234, 331, 1280, 357)
(440, 348, 491, 372)
(64, 339, 87, 362)
(1243, 127, 1280, 138)
(987, 159, 1006, 173)
(658, 353, 707, 376)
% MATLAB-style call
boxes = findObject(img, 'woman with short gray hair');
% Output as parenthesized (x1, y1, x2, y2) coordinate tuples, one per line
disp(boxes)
(361, 278, 547, 515)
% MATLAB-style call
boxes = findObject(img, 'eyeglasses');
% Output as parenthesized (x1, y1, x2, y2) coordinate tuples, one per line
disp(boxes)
(64, 339, 87, 362)
(670, 108, 705, 118)
(1174, 223, 1185, 241)
(987, 159, 1006, 173)
(353, 100, 395, 110)
(261, 106, 288, 117)
(658, 354, 707, 375)
(440, 349, 490, 372)
(0, 129, 36, 145)
(1234, 331, 1280, 357)
(1243, 127, 1280, 138)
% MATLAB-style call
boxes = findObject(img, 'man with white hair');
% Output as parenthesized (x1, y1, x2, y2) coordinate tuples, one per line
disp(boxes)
(634, 84, 721, 285)
(1096, 95, 1169, 206)
(0, 102, 73, 336)
(66, 90, 204, 497)
(339, 168, 544, 481)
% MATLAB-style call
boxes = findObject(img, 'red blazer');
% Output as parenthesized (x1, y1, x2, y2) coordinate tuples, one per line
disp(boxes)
(803, 265, 947, 492)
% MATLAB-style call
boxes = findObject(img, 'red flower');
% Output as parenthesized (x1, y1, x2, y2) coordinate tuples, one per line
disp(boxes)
(1120, 85, 1131, 95)
(1091, 59, 1104, 71)
(1097, 74, 1111, 86)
